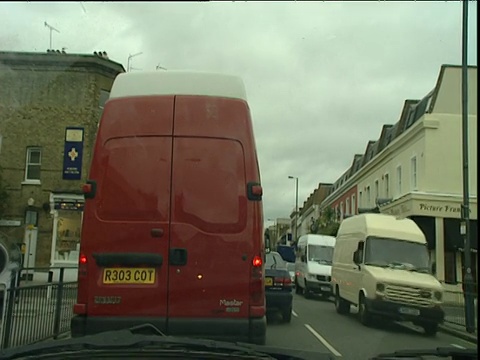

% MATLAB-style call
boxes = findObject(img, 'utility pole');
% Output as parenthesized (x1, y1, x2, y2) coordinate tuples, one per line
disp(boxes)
(460, 0, 475, 334)
(44, 21, 60, 50)
(267, 218, 277, 247)
(127, 52, 143, 72)
(288, 176, 299, 245)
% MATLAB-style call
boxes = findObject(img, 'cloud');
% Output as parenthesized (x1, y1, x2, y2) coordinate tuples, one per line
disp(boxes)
(1, 1, 477, 226)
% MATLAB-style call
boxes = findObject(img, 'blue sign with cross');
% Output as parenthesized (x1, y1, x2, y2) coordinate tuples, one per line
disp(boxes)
(63, 127, 85, 180)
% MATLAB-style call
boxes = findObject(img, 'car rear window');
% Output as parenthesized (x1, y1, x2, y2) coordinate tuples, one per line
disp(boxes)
(266, 252, 287, 269)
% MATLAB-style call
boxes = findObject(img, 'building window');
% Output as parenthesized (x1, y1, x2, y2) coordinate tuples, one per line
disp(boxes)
(366, 186, 371, 207)
(384, 173, 390, 198)
(25, 147, 42, 181)
(411, 156, 417, 190)
(374, 180, 379, 202)
(396, 166, 402, 195)
(351, 195, 356, 214)
(345, 198, 350, 216)
(359, 191, 363, 208)
(340, 202, 344, 220)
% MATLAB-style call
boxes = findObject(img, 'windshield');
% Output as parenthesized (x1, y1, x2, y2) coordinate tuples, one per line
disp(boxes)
(308, 245, 334, 264)
(1, 1, 478, 359)
(364, 237, 430, 271)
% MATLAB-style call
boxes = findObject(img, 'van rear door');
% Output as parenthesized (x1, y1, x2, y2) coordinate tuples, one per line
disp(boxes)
(83, 96, 174, 327)
(167, 95, 259, 331)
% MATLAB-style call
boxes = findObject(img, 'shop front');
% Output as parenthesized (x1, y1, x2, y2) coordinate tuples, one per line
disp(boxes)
(49, 192, 84, 282)
(379, 192, 478, 294)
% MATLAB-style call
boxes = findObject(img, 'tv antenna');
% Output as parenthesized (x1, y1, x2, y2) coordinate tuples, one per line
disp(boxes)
(44, 21, 60, 50)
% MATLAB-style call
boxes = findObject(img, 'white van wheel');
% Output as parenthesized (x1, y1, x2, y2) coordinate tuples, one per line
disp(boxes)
(358, 293, 372, 326)
(295, 277, 301, 294)
(303, 281, 312, 299)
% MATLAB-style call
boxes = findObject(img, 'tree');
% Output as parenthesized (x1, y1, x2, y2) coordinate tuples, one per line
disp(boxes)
(0, 166, 9, 219)
(312, 207, 340, 237)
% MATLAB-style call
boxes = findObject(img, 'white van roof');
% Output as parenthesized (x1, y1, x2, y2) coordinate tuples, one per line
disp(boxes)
(109, 70, 247, 101)
(298, 234, 336, 247)
(338, 214, 426, 244)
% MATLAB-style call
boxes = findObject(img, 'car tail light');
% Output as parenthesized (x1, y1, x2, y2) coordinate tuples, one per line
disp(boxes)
(274, 276, 292, 287)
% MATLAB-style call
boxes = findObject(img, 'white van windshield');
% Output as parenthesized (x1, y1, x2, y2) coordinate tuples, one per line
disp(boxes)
(307, 245, 334, 265)
(364, 237, 430, 273)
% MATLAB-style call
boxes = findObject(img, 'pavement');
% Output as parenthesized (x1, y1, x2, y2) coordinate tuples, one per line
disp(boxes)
(1, 292, 477, 357)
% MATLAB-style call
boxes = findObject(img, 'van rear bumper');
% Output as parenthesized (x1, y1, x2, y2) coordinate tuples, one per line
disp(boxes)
(365, 298, 445, 324)
(71, 315, 267, 345)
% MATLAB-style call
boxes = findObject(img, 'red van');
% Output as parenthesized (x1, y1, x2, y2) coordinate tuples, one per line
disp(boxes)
(71, 71, 266, 345)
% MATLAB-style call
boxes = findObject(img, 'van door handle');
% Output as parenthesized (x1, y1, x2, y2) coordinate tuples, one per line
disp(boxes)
(169, 248, 187, 266)
(151, 228, 164, 238)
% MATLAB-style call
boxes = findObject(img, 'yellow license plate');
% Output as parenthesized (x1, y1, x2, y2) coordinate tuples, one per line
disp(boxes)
(265, 277, 273, 286)
(103, 268, 156, 284)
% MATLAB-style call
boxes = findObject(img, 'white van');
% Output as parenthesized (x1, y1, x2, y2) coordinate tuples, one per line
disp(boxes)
(331, 213, 444, 335)
(294, 234, 336, 298)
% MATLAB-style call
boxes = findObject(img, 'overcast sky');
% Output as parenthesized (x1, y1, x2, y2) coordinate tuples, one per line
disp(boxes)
(1, 1, 478, 227)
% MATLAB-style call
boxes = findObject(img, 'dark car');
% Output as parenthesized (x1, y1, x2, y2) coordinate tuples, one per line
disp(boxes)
(265, 251, 293, 323)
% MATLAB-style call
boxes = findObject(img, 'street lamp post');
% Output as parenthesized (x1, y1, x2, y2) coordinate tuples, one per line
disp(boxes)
(288, 176, 299, 245)
(460, 0, 475, 334)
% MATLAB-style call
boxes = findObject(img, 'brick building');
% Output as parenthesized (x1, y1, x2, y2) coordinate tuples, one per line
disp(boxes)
(0, 51, 124, 277)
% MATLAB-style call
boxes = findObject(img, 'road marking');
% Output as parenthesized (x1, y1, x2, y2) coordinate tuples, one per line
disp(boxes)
(305, 324, 342, 357)
(450, 343, 466, 349)
(292, 310, 298, 317)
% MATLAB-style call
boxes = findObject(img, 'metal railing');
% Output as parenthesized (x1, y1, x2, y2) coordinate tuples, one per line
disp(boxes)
(0, 267, 77, 349)
(441, 281, 478, 332)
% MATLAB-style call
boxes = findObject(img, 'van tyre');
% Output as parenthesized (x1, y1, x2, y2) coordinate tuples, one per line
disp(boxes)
(335, 289, 350, 314)
(295, 277, 301, 294)
(282, 307, 292, 323)
(358, 293, 372, 326)
(422, 322, 438, 336)
(303, 281, 312, 299)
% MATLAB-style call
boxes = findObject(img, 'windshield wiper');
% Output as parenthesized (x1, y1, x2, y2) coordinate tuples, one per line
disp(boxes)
(364, 261, 389, 268)
(407, 267, 431, 274)
(0, 324, 334, 360)
(370, 346, 477, 360)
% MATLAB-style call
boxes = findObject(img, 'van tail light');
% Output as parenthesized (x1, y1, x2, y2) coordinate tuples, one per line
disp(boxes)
(74, 252, 88, 315)
(82, 180, 97, 199)
(249, 254, 265, 317)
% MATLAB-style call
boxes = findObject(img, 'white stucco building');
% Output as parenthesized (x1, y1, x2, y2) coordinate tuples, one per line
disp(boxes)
(312, 65, 477, 295)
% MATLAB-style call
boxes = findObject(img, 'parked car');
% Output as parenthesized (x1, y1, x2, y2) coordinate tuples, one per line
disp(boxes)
(265, 251, 293, 323)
